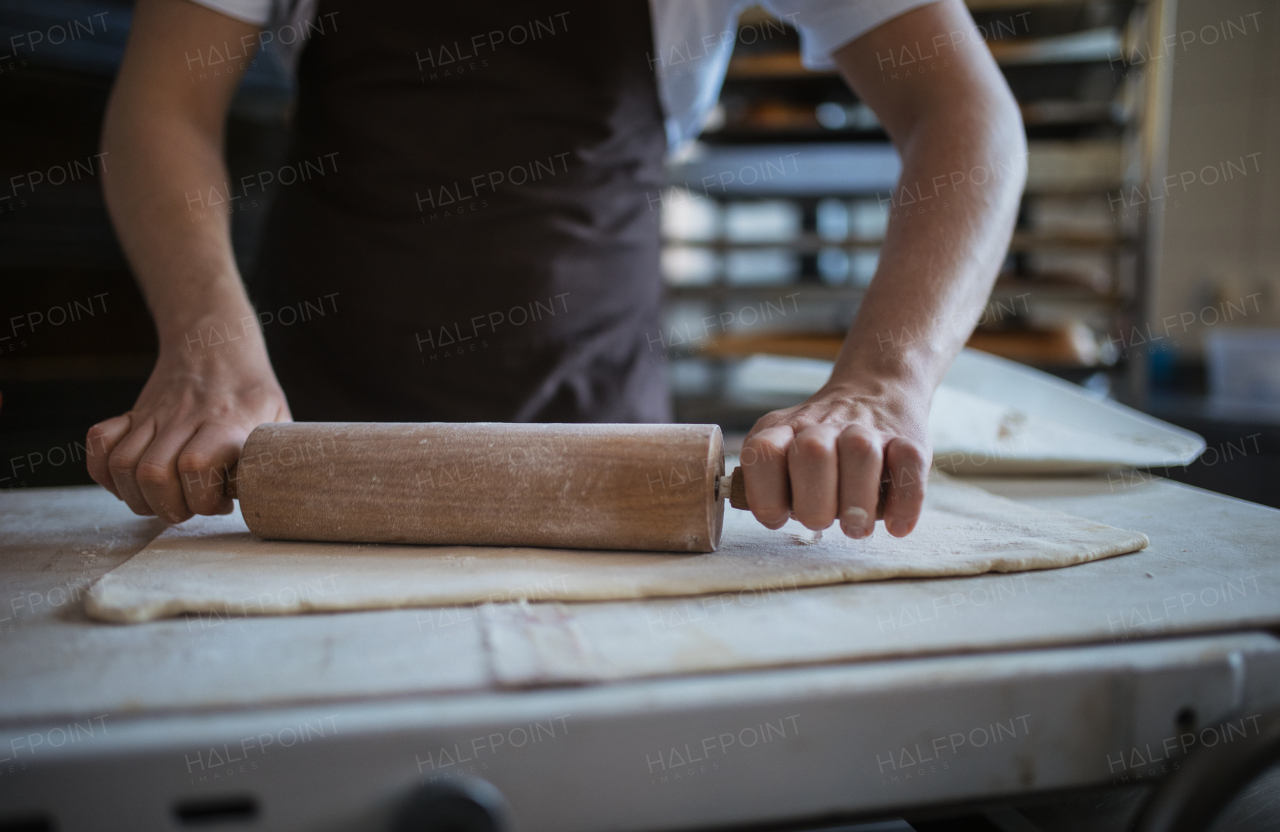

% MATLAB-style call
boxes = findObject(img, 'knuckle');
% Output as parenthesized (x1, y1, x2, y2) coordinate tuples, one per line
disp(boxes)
(752, 431, 786, 450)
(107, 457, 135, 478)
(791, 432, 830, 461)
(743, 438, 785, 465)
(894, 441, 927, 468)
(838, 431, 877, 458)
(134, 461, 174, 488)
(177, 451, 214, 475)
(785, 415, 816, 433)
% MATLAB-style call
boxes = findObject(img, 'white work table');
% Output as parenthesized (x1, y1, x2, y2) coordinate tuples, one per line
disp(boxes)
(0, 476, 1278, 831)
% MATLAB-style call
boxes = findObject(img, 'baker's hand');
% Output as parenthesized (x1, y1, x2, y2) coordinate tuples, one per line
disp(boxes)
(741, 379, 932, 538)
(86, 339, 290, 523)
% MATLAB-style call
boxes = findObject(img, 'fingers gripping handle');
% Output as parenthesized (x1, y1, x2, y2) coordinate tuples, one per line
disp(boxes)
(717, 466, 887, 518)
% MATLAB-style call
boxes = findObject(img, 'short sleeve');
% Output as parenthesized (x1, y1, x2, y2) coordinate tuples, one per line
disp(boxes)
(185, 0, 275, 27)
(760, 0, 942, 69)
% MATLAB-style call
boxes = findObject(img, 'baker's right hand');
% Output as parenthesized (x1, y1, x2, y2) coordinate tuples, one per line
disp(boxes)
(87, 340, 291, 523)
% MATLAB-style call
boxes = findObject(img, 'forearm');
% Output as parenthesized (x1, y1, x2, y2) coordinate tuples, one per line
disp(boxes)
(833, 104, 1026, 393)
(101, 0, 261, 359)
(102, 115, 256, 356)
(825, 0, 1026, 396)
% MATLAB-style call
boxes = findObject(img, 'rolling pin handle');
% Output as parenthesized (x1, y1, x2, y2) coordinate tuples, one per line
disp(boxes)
(224, 462, 240, 500)
(718, 467, 750, 511)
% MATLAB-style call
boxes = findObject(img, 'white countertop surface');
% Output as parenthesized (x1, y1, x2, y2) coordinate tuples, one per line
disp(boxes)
(1, 475, 1276, 726)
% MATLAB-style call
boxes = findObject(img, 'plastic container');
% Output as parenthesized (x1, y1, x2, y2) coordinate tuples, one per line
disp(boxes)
(1206, 328, 1280, 419)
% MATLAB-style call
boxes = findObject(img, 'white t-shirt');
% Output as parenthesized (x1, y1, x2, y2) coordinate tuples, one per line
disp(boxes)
(189, 0, 936, 150)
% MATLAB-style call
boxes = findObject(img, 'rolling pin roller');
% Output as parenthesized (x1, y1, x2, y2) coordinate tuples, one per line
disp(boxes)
(224, 422, 751, 553)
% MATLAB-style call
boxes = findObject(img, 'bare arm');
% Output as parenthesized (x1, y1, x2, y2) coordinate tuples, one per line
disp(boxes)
(87, 0, 290, 522)
(743, 0, 1026, 537)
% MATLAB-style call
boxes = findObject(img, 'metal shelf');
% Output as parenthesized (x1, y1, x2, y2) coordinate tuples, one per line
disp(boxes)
(662, 231, 1131, 253)
(724, 29, 1123, 80)
(664, 140, 1124, 197)
(666, 280, 1123, 306)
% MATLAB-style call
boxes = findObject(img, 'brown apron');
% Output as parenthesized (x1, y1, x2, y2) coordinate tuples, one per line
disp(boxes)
(252, 0, 670, 422)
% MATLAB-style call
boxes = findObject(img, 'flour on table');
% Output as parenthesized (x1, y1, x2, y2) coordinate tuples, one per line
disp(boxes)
(84, 473, 1148, 624)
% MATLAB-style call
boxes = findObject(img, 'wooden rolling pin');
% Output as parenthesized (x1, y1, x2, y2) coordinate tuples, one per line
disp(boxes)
(224, 423, 750, 553)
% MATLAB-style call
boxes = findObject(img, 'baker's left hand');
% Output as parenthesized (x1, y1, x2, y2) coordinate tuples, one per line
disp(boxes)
(741, 379, 932, 539)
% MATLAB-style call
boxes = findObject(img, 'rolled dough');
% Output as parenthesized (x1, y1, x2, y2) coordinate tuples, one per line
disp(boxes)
(84, 474, 1147, 624)
(929, 385, 1181, 473)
